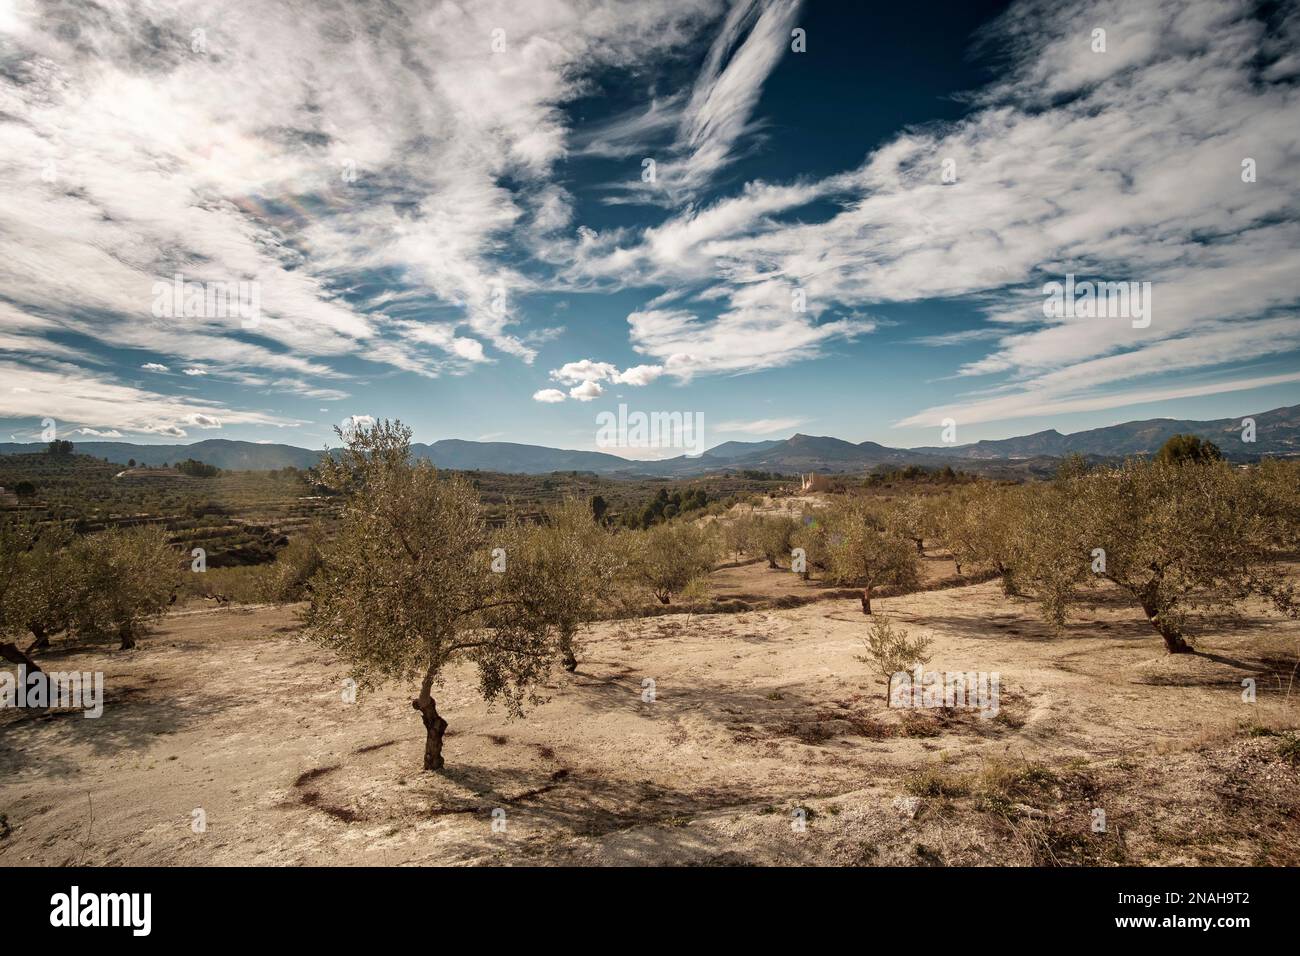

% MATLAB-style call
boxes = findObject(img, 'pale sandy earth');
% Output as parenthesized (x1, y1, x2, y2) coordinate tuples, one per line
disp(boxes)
(2, 558, 1298, 867)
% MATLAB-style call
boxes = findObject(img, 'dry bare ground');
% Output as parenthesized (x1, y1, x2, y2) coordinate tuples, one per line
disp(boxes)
(3, 558, 1299, 866)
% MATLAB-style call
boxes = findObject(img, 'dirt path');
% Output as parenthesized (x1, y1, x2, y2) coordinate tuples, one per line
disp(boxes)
(3, 571, 1298, 866)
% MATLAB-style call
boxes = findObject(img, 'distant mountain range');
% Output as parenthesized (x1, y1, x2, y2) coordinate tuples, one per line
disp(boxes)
(2, 405, 1296, 477)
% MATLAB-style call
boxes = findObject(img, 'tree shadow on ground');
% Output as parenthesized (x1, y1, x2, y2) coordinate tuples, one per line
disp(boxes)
(0, 665, 242, 776)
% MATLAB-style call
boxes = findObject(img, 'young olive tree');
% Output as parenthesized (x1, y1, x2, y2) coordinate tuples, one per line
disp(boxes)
(304, 420, 588, 771)
(69, 525, 181, 649)
(824, 498, 920, 614)
(1033, 458, 1296, 653)
(629, 520, 718, 604)
(854, 615, 933, 705)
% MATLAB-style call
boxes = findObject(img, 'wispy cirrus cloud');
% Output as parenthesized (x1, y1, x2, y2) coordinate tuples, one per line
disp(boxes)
(0, 0, 723, 432)
(553, 0, 1300, 428)
(713, 416, 809, 434)
(0, 359, 300, 437)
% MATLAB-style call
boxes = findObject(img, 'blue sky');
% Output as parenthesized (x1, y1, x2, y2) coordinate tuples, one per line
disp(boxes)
(2, 0, 1298, 456)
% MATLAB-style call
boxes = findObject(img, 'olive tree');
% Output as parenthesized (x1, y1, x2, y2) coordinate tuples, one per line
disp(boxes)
(0, 518, 43, 673)
(628, 520, 718, 604)
(884, 496, 935, 555)
(933, 491, 978, 577)
(790, 510, 829, 581)
(824, 498, 920, 614)
(855, 615, 933, 705)
(722, 510, 757, 561)
(69, 525, 181, 649)
(530, 498, 620, 672)
(946, 484, 1031, 596)
(304, 420, 590, 771)
(1029, 458, 1296, 653)
(754, 514, 799, 570)
(6, 524, 76, 650)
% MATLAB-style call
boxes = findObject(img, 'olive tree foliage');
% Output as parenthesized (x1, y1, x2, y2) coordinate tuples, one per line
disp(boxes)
(3, 522, 75, 651)
(884, 495, 936, 555)
(1255, 459, 1300, 549)
(1156, 433, 1222, 465)
(528, 497, 621, 672)
(722, 510, 757, 560)
(790, 509, 830, 581)
(0, 518, 44, 672)
(1021, 458, 1297, 653)
(628, 519, 718, 604)
(68, 525, 182, 650)
(257, 525, 324, 603)
(822, 497, 920, 614)
(854, 614, 933, 704)
(753, 514, 799, 569)
(304, 420, 592, 771)
(934, 484, 1032, 595)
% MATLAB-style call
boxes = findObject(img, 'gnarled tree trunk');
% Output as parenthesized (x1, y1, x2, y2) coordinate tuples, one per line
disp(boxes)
(1149, 611, 1192, 654)
(998, 565, 1020, 597)
(0, 641, 41, 675)
(1140, 596, 1192, 654)
(27, 625, 49, 651)
(118, 623, 136, 650)
(559, 628, 578, 672)
(860, 584, 873, 615)
(412, 693, 448, 771)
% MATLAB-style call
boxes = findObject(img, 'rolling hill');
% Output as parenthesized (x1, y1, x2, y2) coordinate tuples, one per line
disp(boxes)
(2, 404, 1295, 476)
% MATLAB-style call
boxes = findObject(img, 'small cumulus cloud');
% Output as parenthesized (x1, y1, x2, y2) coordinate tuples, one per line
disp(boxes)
(568, 381, 604, 401)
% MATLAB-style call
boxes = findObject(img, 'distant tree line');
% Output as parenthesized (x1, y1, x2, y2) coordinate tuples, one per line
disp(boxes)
(619, 486, 710, 529)
(175, 458, 221, 478)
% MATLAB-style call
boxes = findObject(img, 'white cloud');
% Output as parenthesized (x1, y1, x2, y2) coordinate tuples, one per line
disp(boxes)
(0, 0, 723, 408)
(894, 370, 1300, 430)
(549, 359, 667, 387)
(713, 416, 807, 434)
(614, 364, 666, 386)
(551, 360, 620, 386)
(568, 381, 605, 401)
(560, 0, 1300, 425)
(671, 0, 804, 197)
(141, 363, 170, 373)
(627, 302, 873, 377)
(532, 388, 567, 403)
(0, 359, 297, 437)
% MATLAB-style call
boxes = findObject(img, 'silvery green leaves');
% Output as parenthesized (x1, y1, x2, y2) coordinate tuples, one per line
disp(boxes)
(303, 419, 616, 770)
